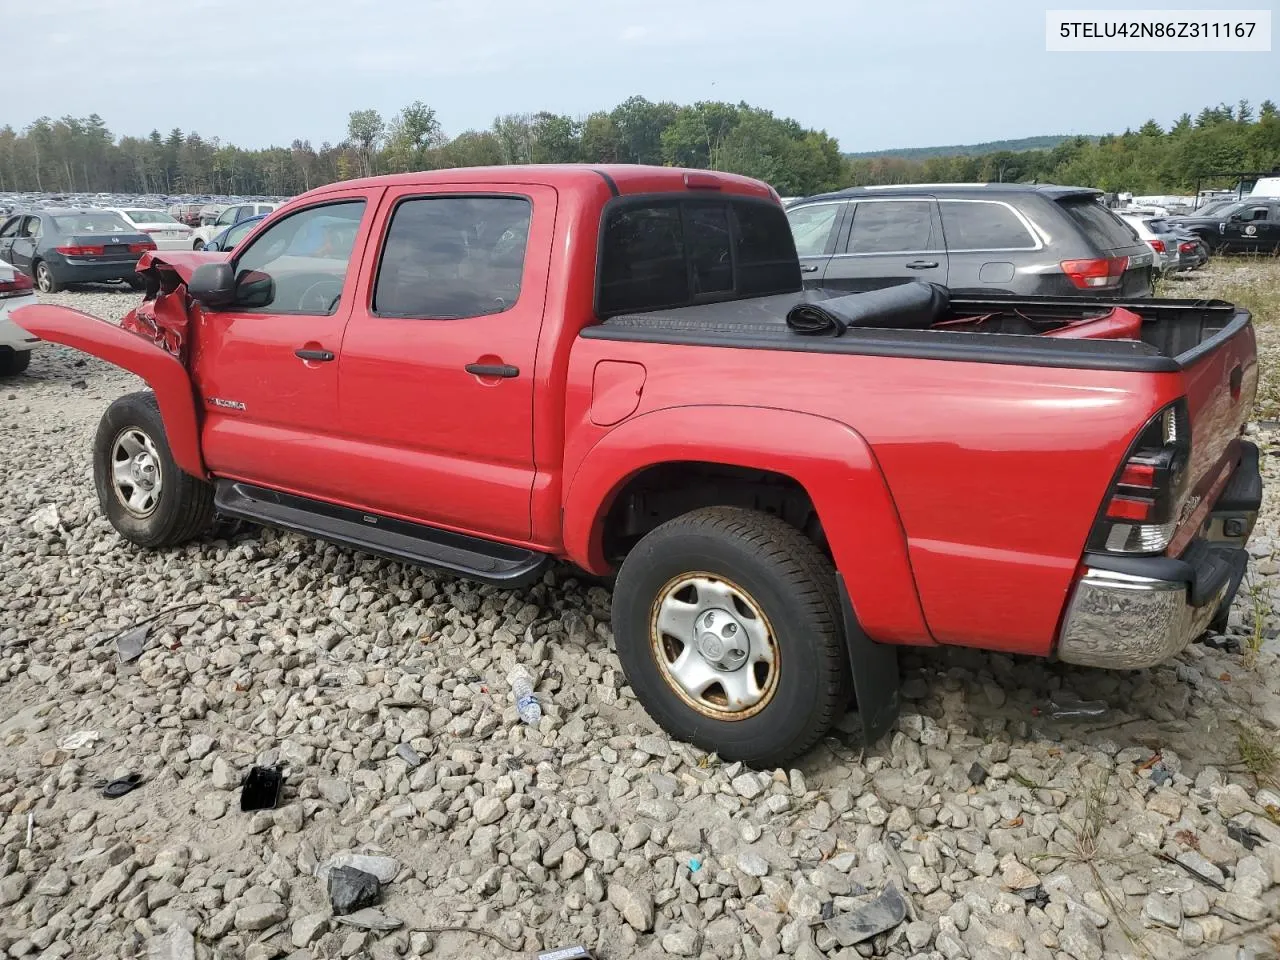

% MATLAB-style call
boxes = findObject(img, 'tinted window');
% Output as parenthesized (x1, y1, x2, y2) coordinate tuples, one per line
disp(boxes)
(234, 200, 365, 315)
(373, 196, 531, 320)
(597, 198, 799, 316)
(1246, 206, 1270, 221)
(786, 203, 842, 257)
(1057, 198, 1139, 250)
(216, 207, 239, 225)
(940, 201, 1035, 250)
(223, 218, 259, 250)
(848, 201, 936, 254)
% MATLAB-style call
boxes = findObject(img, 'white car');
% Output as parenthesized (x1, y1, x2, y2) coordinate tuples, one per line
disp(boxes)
(193, 203, 283, 249)
(102, 208, 195, 251)
(0, 259, 39, 375)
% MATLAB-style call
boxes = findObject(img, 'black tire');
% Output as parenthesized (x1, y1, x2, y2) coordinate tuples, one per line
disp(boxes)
(34, 260, 61, 293)
(93, 391, 215, 549)
(0, 349, 31, 376)
(612, 506, 850, 767)
(126, 274, 146, 291)
(192, 239, 205, 251)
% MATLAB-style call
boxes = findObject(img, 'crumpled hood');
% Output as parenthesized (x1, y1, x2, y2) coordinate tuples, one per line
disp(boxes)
(118, 252, 223, 362)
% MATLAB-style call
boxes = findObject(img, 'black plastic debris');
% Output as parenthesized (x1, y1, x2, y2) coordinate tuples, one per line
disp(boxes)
(1149, 763, 1173, 786)
(328, 866, 380, 915)
(396, 743, 422, 769)
(99, 773, 143, 798)
(823, 883, 908, 947)
(240, 765, 283, 811)
(1014, 885, 1050, 909)
(1228, 820, 1264, 851)
(968, 762, 988, 786)
(820, 900, 835, 921)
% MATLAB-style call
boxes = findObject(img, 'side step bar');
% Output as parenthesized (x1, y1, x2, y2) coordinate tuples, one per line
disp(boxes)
(213, 481, 551, 588)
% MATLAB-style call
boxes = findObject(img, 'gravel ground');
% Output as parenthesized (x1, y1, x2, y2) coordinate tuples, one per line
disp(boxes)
(3, 271, 1280, 960)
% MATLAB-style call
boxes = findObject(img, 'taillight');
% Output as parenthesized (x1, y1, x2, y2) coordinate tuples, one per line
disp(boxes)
(1148, 239, 1165, 254)
(1179, 241, 1196, 253)
(0, 271, 34, 299)
(1060, 256, 1130, 289)
(56, 245, 104, 256)
(1089, 401, 1191, 554)
(130, 241, 156, 254)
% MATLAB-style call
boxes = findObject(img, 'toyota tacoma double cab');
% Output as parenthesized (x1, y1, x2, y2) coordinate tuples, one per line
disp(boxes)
(14, 165, 1260, 767)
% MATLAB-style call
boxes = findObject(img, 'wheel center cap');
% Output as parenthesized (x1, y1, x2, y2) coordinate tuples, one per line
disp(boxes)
(696, 609, 748, 669)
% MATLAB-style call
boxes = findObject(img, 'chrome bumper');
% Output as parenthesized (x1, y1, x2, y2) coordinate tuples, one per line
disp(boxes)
(1057, 567, 1229, 670)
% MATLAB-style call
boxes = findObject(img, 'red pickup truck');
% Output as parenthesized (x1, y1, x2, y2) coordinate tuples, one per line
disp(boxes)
(15, 165, 1261, 767)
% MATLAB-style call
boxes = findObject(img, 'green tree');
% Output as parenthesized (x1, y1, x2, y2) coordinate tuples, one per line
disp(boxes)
(346, 109, 384, 177)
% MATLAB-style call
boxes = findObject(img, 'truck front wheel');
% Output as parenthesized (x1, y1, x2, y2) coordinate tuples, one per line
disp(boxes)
(612, 506, 850, 768)
(93, 391, 215, 549)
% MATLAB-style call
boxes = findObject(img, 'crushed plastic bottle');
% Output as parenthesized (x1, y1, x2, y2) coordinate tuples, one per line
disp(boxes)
(1046, 697, 1108, 720)
(508, 664, 542, 726)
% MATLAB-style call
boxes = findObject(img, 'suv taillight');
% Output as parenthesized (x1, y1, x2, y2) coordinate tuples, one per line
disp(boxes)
(1089, 401, 1191, 554)
(1061, 256, 1129, 289)
(1148, 239, 1166, 254)
(0, 271, 34, 299)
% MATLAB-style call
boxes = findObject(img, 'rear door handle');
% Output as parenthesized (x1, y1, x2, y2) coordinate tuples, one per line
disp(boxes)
(800, 264, 820, 274)
(906, 260, 939, 270)
(465, 363, 519, 379)
(294, 348, 335, 362)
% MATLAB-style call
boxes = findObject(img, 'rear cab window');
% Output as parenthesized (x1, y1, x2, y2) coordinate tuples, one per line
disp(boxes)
(1057, 197, 1140, 251)
(597, 196, 799, 317)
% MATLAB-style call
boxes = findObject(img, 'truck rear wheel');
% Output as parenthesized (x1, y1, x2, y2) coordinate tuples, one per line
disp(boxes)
(93, 391, 215, 549)
(612, 506, 850, 767)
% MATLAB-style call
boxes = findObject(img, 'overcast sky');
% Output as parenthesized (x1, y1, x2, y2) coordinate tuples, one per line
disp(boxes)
(7, 0, 1275, 151)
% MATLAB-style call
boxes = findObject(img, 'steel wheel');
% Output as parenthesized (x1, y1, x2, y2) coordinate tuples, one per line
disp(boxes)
(649, 572, 780, 720)
(35, 262, 55, 293)
(110, 427, 164, 517)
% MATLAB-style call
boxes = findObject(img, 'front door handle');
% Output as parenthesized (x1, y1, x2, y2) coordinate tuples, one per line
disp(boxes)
(295, 348, 335, 362)
(800, 264, 820, 274)
(465, 363, 519, 378)
(906, 260, 939, 270)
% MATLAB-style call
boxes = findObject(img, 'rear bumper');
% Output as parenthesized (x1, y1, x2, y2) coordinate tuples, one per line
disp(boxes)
(49, 258, 141, 283)
(1057, 441, 1260, 670)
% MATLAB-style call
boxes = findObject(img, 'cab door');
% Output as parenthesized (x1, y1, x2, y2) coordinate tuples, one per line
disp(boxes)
(0, 216, 20, 266)
(1222, 204, 1272, 250)
(8, 216, 41, 275)
(191, 190, 382, 501)
(334, 183, 556, 542)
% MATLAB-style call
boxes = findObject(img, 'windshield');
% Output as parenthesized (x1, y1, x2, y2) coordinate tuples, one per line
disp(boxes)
(126, 209, 178, 224)
(51, 212, 131, 233)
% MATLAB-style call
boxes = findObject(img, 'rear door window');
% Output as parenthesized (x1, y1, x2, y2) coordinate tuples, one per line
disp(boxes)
(1057, 198, 1140, 250)
(940, 200, 1036, 251)
(846, 200, 937, 254)
(597, 197, 799, 316)
(373, 196, 531, 320)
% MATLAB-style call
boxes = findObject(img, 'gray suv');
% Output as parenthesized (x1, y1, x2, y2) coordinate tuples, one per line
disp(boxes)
(785, 184, 1155, 298)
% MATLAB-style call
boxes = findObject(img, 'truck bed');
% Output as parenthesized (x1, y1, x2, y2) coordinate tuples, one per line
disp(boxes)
(581, 288, 1249, 373)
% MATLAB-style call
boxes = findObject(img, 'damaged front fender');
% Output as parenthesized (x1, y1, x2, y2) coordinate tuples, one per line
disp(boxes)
(11, 300, 206, 478)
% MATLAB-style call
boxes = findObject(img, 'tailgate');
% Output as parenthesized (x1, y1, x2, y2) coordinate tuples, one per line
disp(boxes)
(1169, 312, 1257, 552)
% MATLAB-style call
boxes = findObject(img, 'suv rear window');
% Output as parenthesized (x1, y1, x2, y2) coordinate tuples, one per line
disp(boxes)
(597, 197, 799, 316)
(1057, 198, 1139, 250)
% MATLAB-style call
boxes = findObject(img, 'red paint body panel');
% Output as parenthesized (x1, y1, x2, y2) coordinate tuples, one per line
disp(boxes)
(13, 165, 1258, 662)
(9, 302, 206, 477)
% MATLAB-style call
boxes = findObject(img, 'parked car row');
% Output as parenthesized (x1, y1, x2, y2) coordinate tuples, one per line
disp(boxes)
(1118, 213, 1209, 276)
(0, 209, 154, 292)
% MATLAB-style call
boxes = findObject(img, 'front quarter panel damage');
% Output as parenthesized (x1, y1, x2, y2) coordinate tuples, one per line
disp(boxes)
(11, 259, 207, 478)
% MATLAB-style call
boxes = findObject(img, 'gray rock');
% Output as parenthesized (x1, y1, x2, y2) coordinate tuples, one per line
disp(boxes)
(473, 796, 505, 826)
(660, 925, 702, 956)
(1214, 892, 1268, 921)
(318, 854, 399, 883)
(234, 902, 287, 931)
(0, 873, 27, 906)
(608, 881, 655, 931)
(290, 913, 328, 949)
(732, 773, 765, 800)
(1059, 914, 1103, 960)
(187, 734, 216, 761)
(328, 866, 380, 915)
(1143, 892, 1182, 928)
(737, 852, 769, 877)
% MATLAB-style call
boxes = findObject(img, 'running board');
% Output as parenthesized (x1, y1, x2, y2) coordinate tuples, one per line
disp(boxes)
(213, 481, 551, 588)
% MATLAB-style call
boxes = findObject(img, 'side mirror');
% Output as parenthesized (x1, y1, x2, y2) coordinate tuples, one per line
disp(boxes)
(187, 262, 236, 307)
(204, 240, 221, 252)
(1227, 213, 1243, 222)
(234, 269, 274, 309)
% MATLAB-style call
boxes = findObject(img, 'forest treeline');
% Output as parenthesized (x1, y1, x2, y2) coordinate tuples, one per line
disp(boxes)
(1, 97, 1276, 198)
